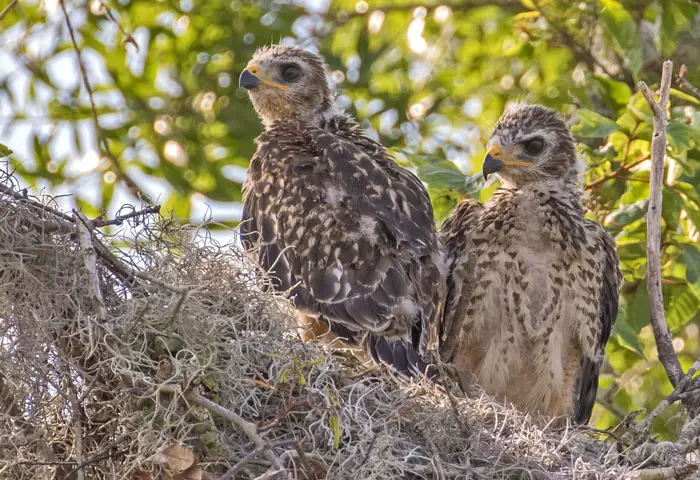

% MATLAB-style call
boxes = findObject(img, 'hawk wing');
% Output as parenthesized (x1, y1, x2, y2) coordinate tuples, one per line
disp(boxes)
(241, 125, 443, 375)
(438, 199, 484, 362)
(573, 225, 621, 424)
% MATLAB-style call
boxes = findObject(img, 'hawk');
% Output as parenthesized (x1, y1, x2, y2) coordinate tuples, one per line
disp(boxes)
(238, 46, 445, 377)
(440, 104, 621, 423)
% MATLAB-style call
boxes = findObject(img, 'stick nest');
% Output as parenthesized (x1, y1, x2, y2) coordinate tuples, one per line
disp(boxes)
(0, 172, 665, 479)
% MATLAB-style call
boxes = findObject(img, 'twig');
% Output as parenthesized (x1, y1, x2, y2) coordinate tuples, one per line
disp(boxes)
(678, 64, 700, 99)
(630, 464, 698, 480)
(220, 439, 299, 480)
(639, 60, 683, 387)
(74, 211, 108, 321)
(585, 156, 649, 190)
(59, 0, 151, 203)
(96, 0, 139, 51)
(92, 205, 161, 227)
(0, 0, 19, 22)
(0, 182, 75, 224)
(67, 389, 86, 480)
(159, 385, 289, 479)
(636, 356, 700, 432)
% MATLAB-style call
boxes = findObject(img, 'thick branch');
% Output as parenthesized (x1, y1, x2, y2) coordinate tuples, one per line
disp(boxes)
(74, 211, 108, 321)
(639, 60, 683, 387)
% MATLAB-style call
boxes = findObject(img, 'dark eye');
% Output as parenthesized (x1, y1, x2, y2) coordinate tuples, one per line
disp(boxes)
(524, 138, 545, 155)
(281, 65, 301, 82)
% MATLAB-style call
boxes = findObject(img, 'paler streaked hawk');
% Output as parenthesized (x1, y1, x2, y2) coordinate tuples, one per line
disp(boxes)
(440, 104, 621, 423)
(238, 45, 445, 377)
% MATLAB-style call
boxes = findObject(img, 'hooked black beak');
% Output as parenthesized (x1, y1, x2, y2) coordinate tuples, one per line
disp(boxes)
(482, 154, 504, 180)
(239, 69, 261, 90)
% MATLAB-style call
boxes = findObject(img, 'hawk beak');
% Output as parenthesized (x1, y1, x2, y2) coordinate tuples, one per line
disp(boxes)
(483, 145, 505, 180)
(239, 63, 289, 92)
(482, 144, 531, 180)
(239, 69, 261, 90)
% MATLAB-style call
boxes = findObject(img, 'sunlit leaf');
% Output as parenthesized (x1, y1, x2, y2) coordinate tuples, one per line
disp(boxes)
(613, 303, 644, 356)
(572, 110, 621, 138)
(0, 144, 12, 158)
(600, 0, 644, 74)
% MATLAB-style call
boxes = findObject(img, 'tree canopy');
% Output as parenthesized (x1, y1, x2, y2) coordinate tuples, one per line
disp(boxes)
(1, 0, 699, 437)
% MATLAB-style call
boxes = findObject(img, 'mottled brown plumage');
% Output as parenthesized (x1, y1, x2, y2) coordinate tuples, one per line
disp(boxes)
(441, 104, 621, 423)
(239, 46, 445, 377)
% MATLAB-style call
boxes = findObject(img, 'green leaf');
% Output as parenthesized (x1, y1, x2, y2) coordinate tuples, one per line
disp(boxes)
(572, 109, 621, 138)
(682, 244, 700, 284)
(666, 286, 700, 330)
(0, 144, 12, 158)
(416, 161, 468, 192)
(590, 75, 632, 114)
(600, 0, 644, 75)
(614, 302, 644, 356)
(629, 282, 650, 331)
(670, 88, 700, 105)
(606, 199, 648, 227)
(667, 121, 699, 153)
(463, 172, 486, 196)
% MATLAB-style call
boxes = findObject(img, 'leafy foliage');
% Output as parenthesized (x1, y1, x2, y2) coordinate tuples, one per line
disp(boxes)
(1, 0, 699, 436)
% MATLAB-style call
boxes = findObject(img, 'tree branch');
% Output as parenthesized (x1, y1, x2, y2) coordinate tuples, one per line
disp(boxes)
(636, 356, 700, 433)
(585, 156, 649, 190)
(159, 384, 290, 479)
(639, 60, 683, 387)
(59, 0, 152, 204)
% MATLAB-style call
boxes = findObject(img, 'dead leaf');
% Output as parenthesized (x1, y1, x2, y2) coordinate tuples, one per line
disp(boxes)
(132, 471, 151, 480)
(162, 444, 195, 472)
(182, 465, 203, 480)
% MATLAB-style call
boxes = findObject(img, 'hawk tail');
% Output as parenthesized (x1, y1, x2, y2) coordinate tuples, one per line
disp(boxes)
(366, 334, 437, 379)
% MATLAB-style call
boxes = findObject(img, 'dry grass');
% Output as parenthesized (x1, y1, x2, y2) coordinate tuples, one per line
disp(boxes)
(0, 171, 689, 480)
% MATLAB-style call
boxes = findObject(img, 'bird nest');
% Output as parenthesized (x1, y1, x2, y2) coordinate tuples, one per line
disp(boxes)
(0, 170, 679, 479)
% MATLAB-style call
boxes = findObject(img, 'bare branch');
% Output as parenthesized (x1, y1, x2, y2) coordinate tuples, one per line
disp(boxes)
(91, 205, 161, 227)
(639, 59, 683, 387)
(74, 211, 108, 321)
(636, 356, 700, 432)
(59, 0, 152, 204)
(159, 385, 290, 479)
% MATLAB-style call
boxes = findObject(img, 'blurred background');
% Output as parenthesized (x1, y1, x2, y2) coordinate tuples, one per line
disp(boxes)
(0, 0, 699, 437)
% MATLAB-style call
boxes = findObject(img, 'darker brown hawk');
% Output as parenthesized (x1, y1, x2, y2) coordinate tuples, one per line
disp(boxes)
(238, 45, 445, 377)
(440, 104, 622, 424)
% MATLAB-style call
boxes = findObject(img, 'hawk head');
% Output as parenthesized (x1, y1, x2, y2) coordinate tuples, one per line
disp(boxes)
(239, 45, 332, 127)
(482, 104, 579, 187)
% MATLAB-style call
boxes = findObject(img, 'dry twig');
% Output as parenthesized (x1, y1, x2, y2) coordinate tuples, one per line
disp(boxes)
(59, 0, 151, 203)
(639, 60, 684, 388)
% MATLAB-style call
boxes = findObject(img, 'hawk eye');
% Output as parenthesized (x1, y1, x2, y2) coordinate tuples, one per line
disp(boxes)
(281, 65, 301, 82)
(524, 138, 545, 155)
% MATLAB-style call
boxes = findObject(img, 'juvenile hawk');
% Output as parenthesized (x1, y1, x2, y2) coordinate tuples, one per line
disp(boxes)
(239, 46, 445, 377)
(440, 105, 621, 423)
